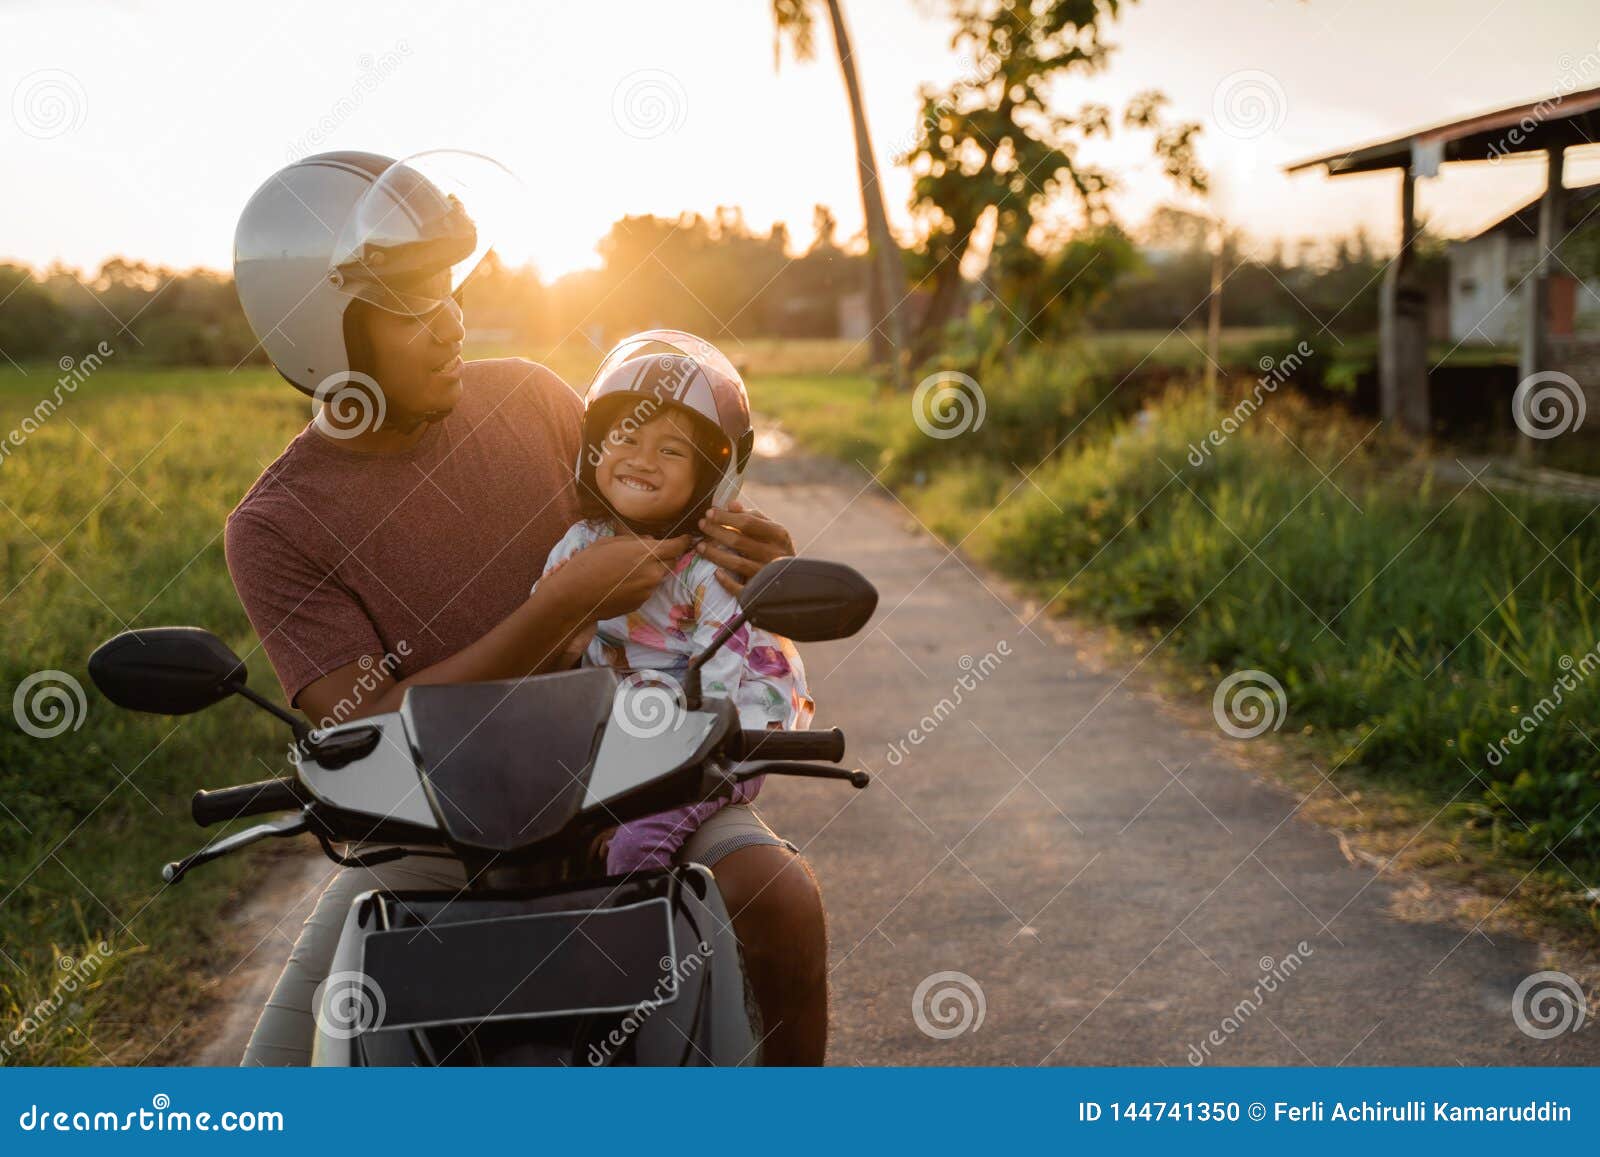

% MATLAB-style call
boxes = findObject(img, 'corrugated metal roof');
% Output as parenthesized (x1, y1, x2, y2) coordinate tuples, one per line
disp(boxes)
(1285, 84, 1600, 176)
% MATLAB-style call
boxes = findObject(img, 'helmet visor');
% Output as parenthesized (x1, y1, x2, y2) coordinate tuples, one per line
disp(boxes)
(328, 150, 523, 316)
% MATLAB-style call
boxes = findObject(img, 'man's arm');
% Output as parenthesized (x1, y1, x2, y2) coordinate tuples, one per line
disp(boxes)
(297, 534, 689, 725)
(297, 577, 583, 724)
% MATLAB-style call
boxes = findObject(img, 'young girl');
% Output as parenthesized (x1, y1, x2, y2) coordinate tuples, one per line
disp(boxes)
(534, 337, 812, 875)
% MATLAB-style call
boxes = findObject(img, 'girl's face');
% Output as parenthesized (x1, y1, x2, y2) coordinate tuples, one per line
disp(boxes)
(595, 409, 702, 524)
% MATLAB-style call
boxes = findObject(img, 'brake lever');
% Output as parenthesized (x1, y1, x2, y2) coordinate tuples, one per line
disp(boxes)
(297, 724, 381, 770)
(161, 811, 311, 884)
(731, 761, 870, 789)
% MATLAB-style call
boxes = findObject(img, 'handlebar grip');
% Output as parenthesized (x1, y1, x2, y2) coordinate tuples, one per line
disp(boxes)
(736, 727, 845, 763)
(191, 778, 306, 828)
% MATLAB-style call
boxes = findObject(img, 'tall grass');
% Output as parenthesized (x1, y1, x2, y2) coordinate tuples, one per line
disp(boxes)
(760, 349, 1600, 887)
(976, 390, 1600, 868)
(1, 365, 309, 1064)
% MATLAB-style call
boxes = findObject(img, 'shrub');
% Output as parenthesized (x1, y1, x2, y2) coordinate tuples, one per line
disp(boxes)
(883, 342, 1147, 483)
(963, 388, 1600, 869)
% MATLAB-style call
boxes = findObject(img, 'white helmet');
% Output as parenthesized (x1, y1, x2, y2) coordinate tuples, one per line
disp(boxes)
(233, 150, 511, 397)
(578, 331, 754, 536)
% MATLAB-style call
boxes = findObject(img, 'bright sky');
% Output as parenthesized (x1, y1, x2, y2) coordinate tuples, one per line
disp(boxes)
(5, 0, 1600, 279)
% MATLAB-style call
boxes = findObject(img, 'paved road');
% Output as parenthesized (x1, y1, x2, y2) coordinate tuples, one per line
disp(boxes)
(743, 451, 1598, 1066)
(195, 448, 1599, 1065)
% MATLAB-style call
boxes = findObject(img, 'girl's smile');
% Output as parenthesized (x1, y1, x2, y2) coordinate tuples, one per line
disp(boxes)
(595, 409, 702, 523)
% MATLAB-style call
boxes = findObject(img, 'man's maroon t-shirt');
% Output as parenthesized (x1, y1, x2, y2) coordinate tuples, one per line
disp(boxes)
(224, 358, 583, 706)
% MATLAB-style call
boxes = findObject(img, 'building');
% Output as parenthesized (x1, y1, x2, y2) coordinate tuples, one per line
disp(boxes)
(1449, 180, 1600, 345)
(1288, 83, 1600, 445)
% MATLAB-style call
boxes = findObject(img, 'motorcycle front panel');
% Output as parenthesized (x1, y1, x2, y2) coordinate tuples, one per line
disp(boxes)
(295, 713, 438, 830)
(312, 866, 759, 1067)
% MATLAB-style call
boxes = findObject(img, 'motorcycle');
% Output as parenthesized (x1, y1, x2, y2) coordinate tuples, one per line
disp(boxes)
(87, 556, 877, 1066)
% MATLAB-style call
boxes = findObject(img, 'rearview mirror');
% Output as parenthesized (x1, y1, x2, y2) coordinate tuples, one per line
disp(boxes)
(738, 558, 878, 643)
(88, 627, 247, 715)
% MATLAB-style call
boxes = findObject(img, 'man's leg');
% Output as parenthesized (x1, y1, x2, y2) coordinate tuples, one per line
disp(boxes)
(241, 854, 467, 1066)
(670, 804, 833, 1064)
(707, 843, 829, 1065)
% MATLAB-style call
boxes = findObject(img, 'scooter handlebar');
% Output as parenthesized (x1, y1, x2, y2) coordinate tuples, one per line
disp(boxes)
(191, 778, 306, 827)
(735, 727, 845, 763)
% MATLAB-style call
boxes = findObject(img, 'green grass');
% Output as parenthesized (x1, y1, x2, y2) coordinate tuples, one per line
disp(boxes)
(0, 364, 322, 1064)
(748, 374, 903, 466)
(756, 355, 1600, 930)
(1079, 326, 1292, 370)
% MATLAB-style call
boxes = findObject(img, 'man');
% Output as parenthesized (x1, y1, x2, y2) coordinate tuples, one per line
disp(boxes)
(226, 151, 827, 1064)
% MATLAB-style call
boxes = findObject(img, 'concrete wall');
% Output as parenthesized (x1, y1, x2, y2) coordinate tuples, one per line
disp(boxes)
(1450, 235, 1600, 345)
(1449, 234, 1517, 344)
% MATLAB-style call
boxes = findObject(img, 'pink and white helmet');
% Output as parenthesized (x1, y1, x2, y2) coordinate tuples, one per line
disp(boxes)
(578, 330, 753, 531)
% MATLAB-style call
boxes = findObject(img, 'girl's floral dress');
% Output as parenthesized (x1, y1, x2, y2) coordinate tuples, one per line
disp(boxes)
(534, 518, 814, 873)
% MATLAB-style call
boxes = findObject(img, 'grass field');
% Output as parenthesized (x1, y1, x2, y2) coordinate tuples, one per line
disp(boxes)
(0, 364, 316, 1064)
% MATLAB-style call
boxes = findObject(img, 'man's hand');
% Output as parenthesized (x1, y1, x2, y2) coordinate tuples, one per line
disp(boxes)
(696, 500, 796, 595)
(555, 621, 598, 669)
(588, 825, 618, 873)
(549, 533, 692, 621)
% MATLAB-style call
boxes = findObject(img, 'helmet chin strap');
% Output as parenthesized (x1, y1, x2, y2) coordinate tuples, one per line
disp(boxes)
(312, 369, 452, 438)
(605, 492, 713, 541)
(379, 407, 449, 435)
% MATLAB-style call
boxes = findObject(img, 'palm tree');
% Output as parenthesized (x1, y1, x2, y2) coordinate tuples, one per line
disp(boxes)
(772, 0, 909, 389)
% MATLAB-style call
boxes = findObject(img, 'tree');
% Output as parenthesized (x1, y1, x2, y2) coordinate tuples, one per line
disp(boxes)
(987, 225, 1138, 346)
(772, 0, 910, 388)
(905, 0, 1207, 361)
(0, 266, 74, 363)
